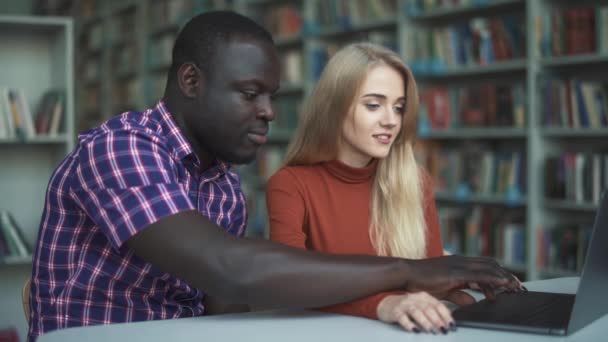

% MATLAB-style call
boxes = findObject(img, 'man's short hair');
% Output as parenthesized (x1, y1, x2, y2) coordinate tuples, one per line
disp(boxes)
(169, 11, 274, 81)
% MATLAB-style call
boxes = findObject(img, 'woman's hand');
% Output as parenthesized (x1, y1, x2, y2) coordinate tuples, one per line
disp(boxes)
(377, 291, 456, 334)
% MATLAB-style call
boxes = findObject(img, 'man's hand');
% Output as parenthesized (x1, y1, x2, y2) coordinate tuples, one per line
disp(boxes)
(404, 255, 523, 300)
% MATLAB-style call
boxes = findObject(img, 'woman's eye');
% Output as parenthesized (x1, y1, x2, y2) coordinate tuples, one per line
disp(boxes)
(365, 103, 380, 111)
(394, 106, 405, 115)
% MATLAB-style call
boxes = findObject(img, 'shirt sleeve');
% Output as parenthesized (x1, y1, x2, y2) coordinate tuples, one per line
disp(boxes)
(71, 128, 196, 250)
(266, 168, 406, 320)
(422, 169, 444, 258)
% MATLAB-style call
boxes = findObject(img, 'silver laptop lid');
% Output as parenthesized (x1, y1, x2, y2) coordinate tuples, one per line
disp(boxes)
(568, 190, 608, 334)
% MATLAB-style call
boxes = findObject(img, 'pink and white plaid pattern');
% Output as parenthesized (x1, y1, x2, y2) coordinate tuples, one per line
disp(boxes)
(28, 101, 247, 341)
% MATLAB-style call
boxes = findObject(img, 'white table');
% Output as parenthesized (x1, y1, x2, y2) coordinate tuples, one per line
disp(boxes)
(39, 277, 603, 342)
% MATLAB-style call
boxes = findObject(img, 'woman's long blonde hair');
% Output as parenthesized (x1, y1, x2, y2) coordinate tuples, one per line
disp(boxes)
(283, 43, 427, 259)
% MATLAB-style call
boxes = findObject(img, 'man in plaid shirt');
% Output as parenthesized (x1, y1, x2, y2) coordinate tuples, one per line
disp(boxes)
(28, 10, 521, 341)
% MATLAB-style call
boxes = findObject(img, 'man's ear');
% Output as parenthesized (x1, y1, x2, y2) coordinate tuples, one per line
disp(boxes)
(177, 63, 202, 98)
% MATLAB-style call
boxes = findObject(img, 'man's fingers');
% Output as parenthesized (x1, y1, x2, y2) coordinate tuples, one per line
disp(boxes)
(480, 283, 496, 301)
(444, 290, 476, 306)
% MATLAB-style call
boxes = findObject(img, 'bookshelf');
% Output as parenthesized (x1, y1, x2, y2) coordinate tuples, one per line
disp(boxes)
(61, 0, 608, 281)
(0, 15, 74, 341)
(232, 0, 608, 281)
(74, 0, 233, 132)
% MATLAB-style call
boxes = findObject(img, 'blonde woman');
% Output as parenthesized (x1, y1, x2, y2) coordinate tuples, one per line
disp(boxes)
(266, 43, 521, 334)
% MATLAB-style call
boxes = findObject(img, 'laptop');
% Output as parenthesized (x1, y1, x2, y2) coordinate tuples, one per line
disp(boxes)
(453, 191, 608, 336)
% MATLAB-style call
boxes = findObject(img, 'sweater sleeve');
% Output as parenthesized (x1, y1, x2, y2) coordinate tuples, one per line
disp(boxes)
(266, 168, 406, 320)
(422, 169, 444, 258)
(266, 168, 307, 247)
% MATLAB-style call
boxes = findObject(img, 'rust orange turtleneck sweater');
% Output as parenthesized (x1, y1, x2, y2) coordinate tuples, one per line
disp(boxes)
(266, 159, 443, 320)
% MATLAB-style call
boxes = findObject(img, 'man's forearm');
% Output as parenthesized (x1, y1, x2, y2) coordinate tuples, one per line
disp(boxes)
(128, 210, 410, 310)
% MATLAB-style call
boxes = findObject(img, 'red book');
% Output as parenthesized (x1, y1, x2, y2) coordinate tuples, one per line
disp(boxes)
(0, 327, 19, 342)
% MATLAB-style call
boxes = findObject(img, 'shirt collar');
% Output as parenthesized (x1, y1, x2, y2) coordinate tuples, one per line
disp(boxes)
(155, 100, 232, 174)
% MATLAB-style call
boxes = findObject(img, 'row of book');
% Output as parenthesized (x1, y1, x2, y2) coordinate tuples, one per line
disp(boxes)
(111, 43, 139, 76)
(439, 206, 526, 266)
(0, 327, 18, 342)
(541, 78, 608, 129)
(417, 142, 526, 200)
(246, 190, 268, 239)
(403, 15, 526, 74)
(108, 6, 137, 46)
(257, 145, 286, 182)
(112, 78, 141, 114)
(148, 0, 202, 31)
(536, 224, 592, 273)
(271, 96, 301, 134)
(249, 4, 303, 38)
(419, 83, 526, 131)
(148, 35, 174, 69)
(311, 0, 397, 31)
(80, 21, 103, 53)
(545, 153, 608, 205)
(0, 88, 65, 139)
(405, 0, 502, 16)
(0, 210, 31, 260)
(310, 32, 397, 79)
(538, 6, 608, 57)
(281, 50, 303, 86)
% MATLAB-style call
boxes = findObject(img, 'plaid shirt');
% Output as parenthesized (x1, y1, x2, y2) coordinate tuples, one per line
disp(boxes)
(28, 101, 247, 341)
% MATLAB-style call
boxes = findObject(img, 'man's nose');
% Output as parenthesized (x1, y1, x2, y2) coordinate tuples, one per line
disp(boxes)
(258, 96, 275, 122)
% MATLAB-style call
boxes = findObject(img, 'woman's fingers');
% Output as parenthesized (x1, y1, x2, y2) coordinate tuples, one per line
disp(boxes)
(384, 292, 456, 334)
(422, 304, 450, 334)
(408, 307, 435, 333)
(396, 313, 418, 333)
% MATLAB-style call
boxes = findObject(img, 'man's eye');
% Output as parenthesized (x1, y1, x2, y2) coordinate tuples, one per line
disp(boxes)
(242, 91, 258, 101)
(365, 103, 380, 111)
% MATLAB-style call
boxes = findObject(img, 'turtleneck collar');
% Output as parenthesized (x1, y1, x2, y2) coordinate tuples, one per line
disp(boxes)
(323, 159, 378, 184)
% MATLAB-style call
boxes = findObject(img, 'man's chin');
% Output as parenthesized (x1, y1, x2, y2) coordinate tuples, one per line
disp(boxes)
(223, 152, 257, 165)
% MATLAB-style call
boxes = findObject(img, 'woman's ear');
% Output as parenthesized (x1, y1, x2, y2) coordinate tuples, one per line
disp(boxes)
(177, 63, 203, 98)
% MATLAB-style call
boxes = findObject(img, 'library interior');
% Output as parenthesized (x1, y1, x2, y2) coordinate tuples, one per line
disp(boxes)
(1, 0, 607, 341)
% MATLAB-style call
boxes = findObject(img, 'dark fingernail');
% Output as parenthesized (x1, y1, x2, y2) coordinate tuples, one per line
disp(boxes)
(412, 327, 420, 333)
(431, 327, 437, 334)
(440, 326, 448, 334)
(450, 322, 458, 331)
(523, 286, 528, 292)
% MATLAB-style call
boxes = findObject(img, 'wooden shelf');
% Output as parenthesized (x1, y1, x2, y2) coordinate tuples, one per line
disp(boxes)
(316, 17, 397, 39)
(414, 59, 527, 79)
(420, 127, 527, 139)
(267, 129, 293, 144)
(539, 267, 580, 279)
(277, 83, 304, 96)
(1, 255, 32, 266)
(540, 54, 608, 68)
(543, 199, 599, 213)
(149, 24, 179, 38)
(435, 192, 527, 207)
(541, 127, 608, 138)
(0, 135, 70, 145)
(406, 0, 524, 20)
(275, 35, 303, 48)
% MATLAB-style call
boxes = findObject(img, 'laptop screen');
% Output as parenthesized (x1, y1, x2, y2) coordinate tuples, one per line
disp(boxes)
(567, 191, 608, 334)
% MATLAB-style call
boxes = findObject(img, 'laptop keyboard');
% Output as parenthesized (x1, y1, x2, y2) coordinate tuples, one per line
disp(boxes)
(454, 291, 575, 327)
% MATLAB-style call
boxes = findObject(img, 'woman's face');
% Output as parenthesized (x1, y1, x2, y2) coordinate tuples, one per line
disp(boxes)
(338, 65, 405, 168)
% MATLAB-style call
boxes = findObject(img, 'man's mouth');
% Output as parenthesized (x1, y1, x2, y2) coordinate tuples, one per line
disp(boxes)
(248, 132, 267, 145)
